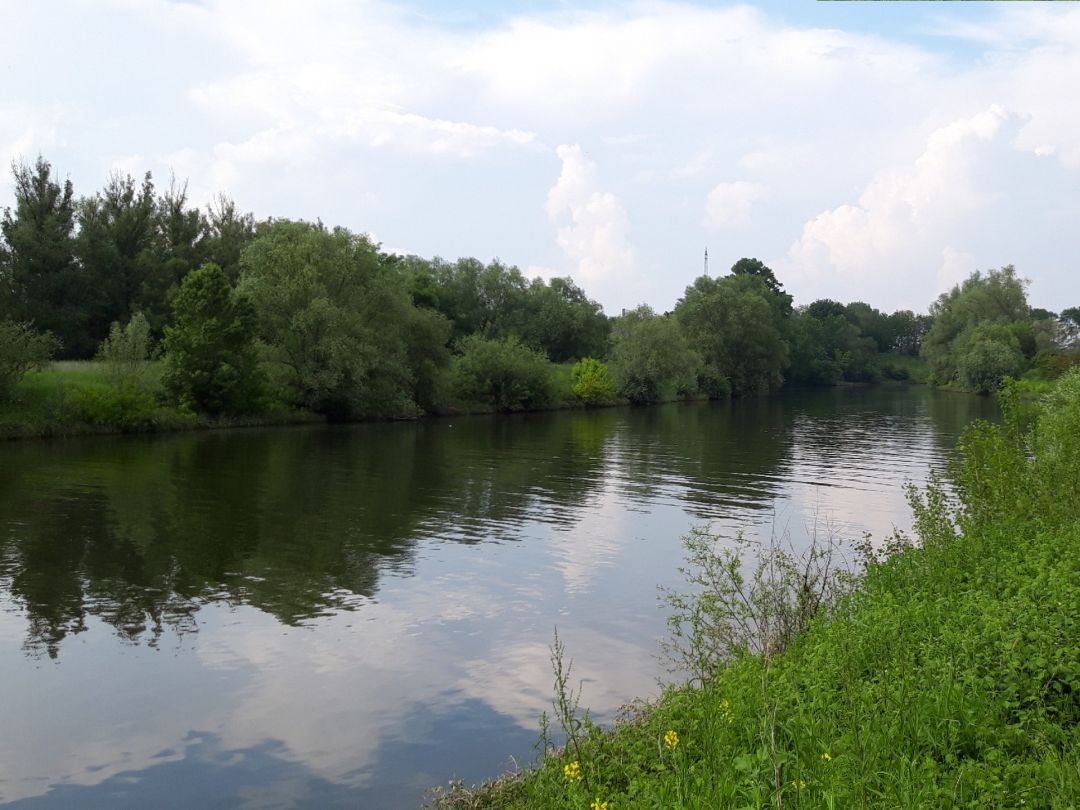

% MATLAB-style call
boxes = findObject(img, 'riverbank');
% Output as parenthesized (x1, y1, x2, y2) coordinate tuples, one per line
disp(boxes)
(428, 372, 1080, 809)
(0, 361, 326, 440)
(0, 358, 929, 442)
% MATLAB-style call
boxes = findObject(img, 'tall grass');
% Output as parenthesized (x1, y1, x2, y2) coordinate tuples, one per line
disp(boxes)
(0, 361, 318, 439)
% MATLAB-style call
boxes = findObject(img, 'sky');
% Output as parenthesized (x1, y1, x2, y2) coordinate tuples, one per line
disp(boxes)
(3, 0, 1080, 315)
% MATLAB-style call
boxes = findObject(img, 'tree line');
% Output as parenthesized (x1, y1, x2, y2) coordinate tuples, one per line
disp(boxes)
(2, 156, 1078, 425)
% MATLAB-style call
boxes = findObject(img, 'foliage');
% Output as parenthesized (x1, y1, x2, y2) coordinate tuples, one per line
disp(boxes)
(450, 335, 555, 411)
(76, 171, 159, 349)
(570, 358, 615, 405)
(660, 525, 848, 684)
(429, 257, 531, 341)
(404, 305, 454, 414)
(675, 275, 790, 396)
(162, 263, 262, 415)
(0, 157, 85, 355)
(69, 380, 159, 431)
(730, 257, 785, 299)
(0, 320, 60, 401)
(609, 306, 699, 404)
(402, 258, 609, 363)
(202, 193, 255, 282)
(520, 276, 610, 362)
(238, 221, 432, 417)
(96, 311, 156, 390)
(787, 303, 880, 385)
(954, 324, 1025, 393)
(922, 266, 1032, 386)
(137, 178, 208, 333)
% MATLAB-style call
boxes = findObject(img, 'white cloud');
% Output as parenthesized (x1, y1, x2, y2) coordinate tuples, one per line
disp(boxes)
(5, 2, 1080, 313)
(704, 180, 765, 228)
(786, 105, 1011, 278)
(545, 144, 638, 293)
(937, 246, 977, 295)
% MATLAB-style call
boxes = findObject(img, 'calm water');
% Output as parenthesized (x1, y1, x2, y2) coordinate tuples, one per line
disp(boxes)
(0, 388, 996, 808)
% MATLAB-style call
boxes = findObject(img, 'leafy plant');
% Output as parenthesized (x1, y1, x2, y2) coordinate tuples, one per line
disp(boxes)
(96, 311, 156, 390)
(570, 357, 615, 405)
(450, 335, 555, 411)
(0, 320, 60, 401)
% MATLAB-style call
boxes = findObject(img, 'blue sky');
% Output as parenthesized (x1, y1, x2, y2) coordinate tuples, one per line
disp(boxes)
(3, 0, 1080, 315)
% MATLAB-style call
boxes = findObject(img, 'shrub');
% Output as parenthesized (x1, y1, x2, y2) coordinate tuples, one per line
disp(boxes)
(609, 307, 698, 404)
(96, 311, 156, 390)
(450, 335, 555, 411)
(0, 320, 60, 401)
(70, 381, 159, 431)
(956, 338, 1024, 393)
(570, 358, 615, 405)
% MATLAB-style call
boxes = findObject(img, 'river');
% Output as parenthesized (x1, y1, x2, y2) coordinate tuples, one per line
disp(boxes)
(0, 387, 996, 808)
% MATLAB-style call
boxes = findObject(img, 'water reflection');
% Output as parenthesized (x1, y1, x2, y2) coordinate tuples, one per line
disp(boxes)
(0, 388, 997, 807)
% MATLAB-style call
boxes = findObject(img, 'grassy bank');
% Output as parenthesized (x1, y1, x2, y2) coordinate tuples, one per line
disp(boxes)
(1, 359, 926, 441)
(0, 361, 324, 440)
(430, 374, 1080, 809)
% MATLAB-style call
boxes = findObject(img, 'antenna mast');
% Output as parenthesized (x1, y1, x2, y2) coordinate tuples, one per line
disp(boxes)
(704, 247, 709, 278)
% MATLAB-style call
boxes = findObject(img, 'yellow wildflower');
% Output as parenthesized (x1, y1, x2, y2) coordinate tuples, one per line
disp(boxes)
(663, 730, 679, 749)
(821, 752, 832, 762)
(590, 799, 609, 810)
(563, 761, 582, 782)
(790, 779, 807, 790)
(718, 698, 733, 723)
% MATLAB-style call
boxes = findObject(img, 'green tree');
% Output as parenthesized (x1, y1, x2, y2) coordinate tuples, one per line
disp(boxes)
(0, 157, 85, 355)
(570, 357, 615, 405)
(609, 306, 699, 404)
(675, 274, 789, 396)
(888, 310, 931, 356)
(450, 334, 555, 411)
(785, 312, 844, 386)
(96, 311, 155, 390)
(404, 305, 453, 413)
(844, 301, 895, 353)
(76, 171, 158, 349)
(803, 299, 878, 382)
(162, 263, 261, 414)
(921, 266, 1031, 386)
(520, 276, 609, 362)
(430, 257, 531, 341)
(954, 323, 1025, 394)
(140, 178, 207, 332)
(730, 257, 785, 299)
(202, 193, 255, 282)
(0, 319, 59, 401)
(238, 221, 427, 417)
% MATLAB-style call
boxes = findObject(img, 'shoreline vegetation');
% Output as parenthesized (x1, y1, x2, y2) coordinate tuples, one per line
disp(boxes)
(427, 371, 1080, 810)
(0, 359, 922, 442)
(4, 158, 1076, 442)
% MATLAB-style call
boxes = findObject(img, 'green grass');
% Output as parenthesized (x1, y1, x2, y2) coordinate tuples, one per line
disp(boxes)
(0, 361, 321, 439)
(879, 353, 929, 384)
(431, 373, 1080, 810)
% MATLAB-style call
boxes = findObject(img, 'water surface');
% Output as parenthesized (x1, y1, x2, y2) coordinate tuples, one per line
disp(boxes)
(0, 388, 996, 808)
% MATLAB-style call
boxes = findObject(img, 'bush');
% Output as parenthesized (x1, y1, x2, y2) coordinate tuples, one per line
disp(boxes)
(0, 320, 60, 401)
(70, 381, 159, 431)
(570, 358, 615, 405)
(609, 307, 699, 404)
(96, 311, 155, 390)
(957, 338, 1024, 393)
(450, 335, 555, 411)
